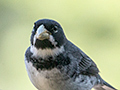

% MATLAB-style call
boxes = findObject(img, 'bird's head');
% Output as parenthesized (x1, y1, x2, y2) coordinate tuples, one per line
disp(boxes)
(31, 19, 66, 49)
(30, 19, 67, 58)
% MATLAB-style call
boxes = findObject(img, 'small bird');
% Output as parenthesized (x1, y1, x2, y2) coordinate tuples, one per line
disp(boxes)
(25, 19, 116, 90)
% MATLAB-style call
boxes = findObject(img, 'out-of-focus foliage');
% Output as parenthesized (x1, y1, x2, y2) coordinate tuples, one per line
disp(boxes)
(0, 0, 119, 90)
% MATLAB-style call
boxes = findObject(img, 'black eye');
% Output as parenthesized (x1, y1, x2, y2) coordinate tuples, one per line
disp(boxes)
(51, 26, 58, 33)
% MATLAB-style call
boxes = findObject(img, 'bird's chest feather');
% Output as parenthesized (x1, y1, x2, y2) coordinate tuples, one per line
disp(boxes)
(25, 60, 97, 90)
(25, 61, 73, 90)
(25, 47, 97, 90)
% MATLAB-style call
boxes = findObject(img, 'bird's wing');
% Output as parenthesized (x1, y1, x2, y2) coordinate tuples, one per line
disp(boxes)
(65, 40, 99, 75)
(65, 41, 116, 90)
(78, 54, 99, 75)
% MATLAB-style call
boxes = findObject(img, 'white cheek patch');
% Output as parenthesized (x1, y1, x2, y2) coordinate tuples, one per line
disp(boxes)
(33, 35, 37, 45)
(30, 45, 65, 59)
(49, 35, 57, 47)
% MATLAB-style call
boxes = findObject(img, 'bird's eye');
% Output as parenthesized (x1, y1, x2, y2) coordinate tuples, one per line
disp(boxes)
(52, 26, 58, 33)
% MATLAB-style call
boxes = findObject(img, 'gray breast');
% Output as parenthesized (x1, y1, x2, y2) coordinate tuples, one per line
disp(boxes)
(25, 60, 97, 90)
(25, 61, 73, 90)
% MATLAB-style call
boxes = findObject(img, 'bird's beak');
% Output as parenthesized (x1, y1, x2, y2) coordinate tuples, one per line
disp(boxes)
(37, 30, 51, 40)
(36, 25, 51, 40)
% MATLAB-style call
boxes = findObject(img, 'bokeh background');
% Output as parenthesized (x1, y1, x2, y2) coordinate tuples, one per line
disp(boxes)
(0, 0, 120, 90)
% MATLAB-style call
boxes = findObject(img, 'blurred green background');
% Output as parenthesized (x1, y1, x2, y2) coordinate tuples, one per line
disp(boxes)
(0, 0, 120, 90)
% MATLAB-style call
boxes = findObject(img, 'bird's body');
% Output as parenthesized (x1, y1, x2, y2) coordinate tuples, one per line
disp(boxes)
(25, 19, 116, 90)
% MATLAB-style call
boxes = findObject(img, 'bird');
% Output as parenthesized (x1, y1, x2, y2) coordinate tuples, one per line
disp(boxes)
(24, 19, 116, 90)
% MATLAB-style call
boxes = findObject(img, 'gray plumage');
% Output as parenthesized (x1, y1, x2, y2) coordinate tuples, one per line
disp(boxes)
(25, 19, 116, 90)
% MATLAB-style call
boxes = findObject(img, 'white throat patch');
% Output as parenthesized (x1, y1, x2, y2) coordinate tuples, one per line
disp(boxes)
(30, 45, 65, 59)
